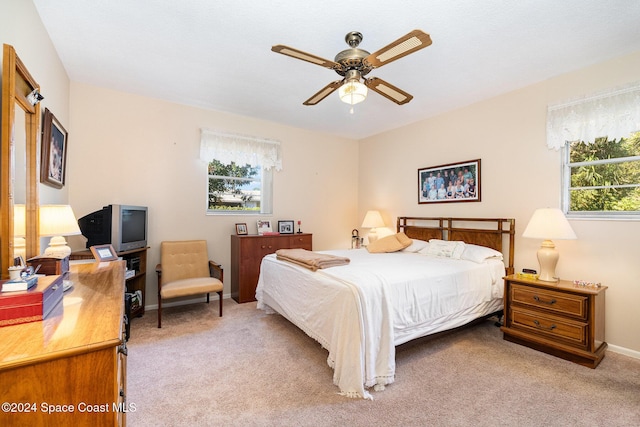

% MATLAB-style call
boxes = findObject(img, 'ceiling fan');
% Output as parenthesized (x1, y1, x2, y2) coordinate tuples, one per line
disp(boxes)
(271, 29, 432, 108)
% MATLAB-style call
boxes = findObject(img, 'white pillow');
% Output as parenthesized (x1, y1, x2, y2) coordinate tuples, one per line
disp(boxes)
(460, 244, 504, 264)
(401, 239, 429, 253)
(423, 239, 465, 259)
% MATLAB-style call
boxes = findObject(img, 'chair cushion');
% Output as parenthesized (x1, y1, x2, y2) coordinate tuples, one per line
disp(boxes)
(160, 277, 223, 299)
(160, 240, 210, 284)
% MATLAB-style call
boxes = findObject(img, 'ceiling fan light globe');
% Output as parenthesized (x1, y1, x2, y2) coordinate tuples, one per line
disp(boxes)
(339, 81, 367, 105)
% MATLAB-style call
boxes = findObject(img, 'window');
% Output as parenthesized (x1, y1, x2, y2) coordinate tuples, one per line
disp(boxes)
(547, 82, 640, 219)
(200, 130, 281, 214)
(563, 133, 640, 218)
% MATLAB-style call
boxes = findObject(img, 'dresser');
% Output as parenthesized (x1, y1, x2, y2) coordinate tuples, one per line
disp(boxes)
(501, 274, 607, 368)
(231, 233, 312, 303)
(71, 247, 148, 318)
(0, 261, 129, 426)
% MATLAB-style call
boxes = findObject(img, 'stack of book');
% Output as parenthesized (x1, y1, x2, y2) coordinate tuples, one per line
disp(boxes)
(1, 275, 38, 292)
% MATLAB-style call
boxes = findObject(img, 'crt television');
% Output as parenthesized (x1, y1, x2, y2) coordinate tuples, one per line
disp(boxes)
(78, 204, 148, 252)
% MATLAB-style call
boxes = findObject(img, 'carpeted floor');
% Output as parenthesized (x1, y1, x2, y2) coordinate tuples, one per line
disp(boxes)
(125, 298, 640, 427)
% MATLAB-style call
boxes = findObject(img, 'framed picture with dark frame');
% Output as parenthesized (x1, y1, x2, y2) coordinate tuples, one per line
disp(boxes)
(90, 244, 118, 262)
(418, 159, 481, 204)
(235, 223, 248, 235)
(40, 108, 68, 189)
(278, 220, 294, 234)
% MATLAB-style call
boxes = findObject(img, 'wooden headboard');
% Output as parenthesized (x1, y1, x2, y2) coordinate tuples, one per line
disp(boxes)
(397, 217, 515, 275)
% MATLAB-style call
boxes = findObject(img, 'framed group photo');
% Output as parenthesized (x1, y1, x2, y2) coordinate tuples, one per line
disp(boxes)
(40, 108, 68, 189)
(418, 159, 481, 204)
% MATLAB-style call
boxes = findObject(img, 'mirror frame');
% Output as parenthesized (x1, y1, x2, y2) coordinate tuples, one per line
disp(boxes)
(1, 44, 40, 278)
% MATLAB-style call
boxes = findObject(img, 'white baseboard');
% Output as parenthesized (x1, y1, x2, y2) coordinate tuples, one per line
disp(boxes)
(607, 343, 640, 360)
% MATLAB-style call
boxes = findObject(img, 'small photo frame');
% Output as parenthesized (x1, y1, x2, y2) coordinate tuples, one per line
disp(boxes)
(40, 108, 69, 189)
(256, 220, 272, 235)
(235, 223, 248, 235)
(90, 244, 118, 262)
(278, 220, 294, 234)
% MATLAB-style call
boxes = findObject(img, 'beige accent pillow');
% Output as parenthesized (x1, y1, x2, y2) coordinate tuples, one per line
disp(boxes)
(367, 232, 413, 253)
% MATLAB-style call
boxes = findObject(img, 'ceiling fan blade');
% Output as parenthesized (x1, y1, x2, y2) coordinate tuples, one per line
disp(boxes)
(272, 45, 342, 70)
(364, 77, 414, 105)
(303, 80, 343, 105)
(364, 30, 432, 68)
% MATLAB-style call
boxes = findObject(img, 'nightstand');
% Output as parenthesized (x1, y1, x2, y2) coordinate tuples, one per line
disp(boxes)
(501, 274, 607, 368)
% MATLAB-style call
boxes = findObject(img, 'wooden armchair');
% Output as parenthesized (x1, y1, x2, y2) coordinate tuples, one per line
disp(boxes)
(156, 240, 223, 328)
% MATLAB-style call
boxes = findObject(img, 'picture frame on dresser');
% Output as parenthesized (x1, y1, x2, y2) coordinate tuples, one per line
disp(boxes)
(278, 220, 294, 234)
(90, 244, 118, 262)
(235, 223, 248, 235)
(257, 220, 272, 235)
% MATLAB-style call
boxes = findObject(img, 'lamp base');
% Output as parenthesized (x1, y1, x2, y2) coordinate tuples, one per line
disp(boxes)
(537, 240, 559, 282)
(367, 229, 379, 243)
(43, 236, 72, 258)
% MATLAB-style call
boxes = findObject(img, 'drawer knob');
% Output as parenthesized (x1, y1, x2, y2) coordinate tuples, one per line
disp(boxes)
(533, 295, 556, 305)
(533, 320, 557, 331)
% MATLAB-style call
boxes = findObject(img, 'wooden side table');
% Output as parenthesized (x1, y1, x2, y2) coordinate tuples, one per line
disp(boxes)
(501, 274, 607, 368)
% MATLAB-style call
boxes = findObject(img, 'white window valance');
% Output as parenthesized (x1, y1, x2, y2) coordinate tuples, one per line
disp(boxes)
(546, 82, 640, 150)
(200, 129, 282, 171)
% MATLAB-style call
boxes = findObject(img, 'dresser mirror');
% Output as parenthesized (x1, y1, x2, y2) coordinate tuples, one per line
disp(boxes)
(1, 44, 40, 278)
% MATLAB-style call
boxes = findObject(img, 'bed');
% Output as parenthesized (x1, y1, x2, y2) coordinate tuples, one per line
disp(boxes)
(256, 217, 515, 399)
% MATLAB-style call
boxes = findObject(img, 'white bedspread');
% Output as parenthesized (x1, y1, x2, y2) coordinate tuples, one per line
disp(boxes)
(256, 248, 504, 399)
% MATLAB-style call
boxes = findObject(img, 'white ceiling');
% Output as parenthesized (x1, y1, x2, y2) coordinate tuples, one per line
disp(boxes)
(32, 0, 640, 140)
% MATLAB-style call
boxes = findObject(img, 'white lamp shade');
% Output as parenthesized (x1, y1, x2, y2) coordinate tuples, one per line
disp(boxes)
(361, 210, 385, 244)
(39, 204, 81, 237)
(39, 205, 81, 258)
(361, 210, 385, 229)
(338, 81, 368, 105)
(522, 208, 576, 240)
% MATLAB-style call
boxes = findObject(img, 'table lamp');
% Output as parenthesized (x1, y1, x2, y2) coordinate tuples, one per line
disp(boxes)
(361, 210, 385, 243)
(522, 208, 577, 282)
(39, 204, 81, 258)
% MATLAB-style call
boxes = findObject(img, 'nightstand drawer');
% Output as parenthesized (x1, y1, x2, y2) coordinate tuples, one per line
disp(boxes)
(511, 308, 588, 348)
(511, 283, 587, 319)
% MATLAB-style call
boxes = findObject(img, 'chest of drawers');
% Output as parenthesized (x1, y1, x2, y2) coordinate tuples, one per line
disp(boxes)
(231, 233, 312, 303)
(501, 274, 607, 368)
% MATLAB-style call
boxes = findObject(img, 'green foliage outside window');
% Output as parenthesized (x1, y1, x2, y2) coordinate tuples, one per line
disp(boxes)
(567, 132, 640, 213)
(208, 160, 260, 211)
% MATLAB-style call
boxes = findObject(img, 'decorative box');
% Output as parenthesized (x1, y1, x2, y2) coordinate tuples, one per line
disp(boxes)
(27, 255, 70, 276)
(0, 275, 64, 327)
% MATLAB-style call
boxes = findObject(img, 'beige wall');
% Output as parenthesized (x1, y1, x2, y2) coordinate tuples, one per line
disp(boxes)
(4, 0, 638, 356)
(359, 51, 640, 355)
(1, 0, 71, 256)
(66, 82, 359, 306)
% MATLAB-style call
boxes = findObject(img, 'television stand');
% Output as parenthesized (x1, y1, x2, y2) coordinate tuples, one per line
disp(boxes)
(70, 246, 148, 318)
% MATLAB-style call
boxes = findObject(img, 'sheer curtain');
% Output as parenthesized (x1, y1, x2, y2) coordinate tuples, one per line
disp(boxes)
(200, 129, 282, 171)
(546, 82, 640, 150)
